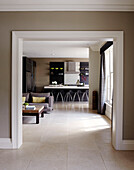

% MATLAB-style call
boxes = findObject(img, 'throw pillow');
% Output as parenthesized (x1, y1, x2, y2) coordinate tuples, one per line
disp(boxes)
(32, 97, 46, 103)
(22, 97, 26, 103)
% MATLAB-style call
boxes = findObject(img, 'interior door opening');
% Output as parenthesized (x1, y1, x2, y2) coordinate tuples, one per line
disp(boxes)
(12, 31, 123, 150)
(22, 39, 113, 148)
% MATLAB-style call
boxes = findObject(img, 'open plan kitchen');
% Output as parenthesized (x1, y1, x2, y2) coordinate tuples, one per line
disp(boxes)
(23, 58, 90, 103)
(44, 61, 89, 102)
(22, 40, 104, 110)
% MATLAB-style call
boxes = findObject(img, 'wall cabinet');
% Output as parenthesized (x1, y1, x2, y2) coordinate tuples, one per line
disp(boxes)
(50, 62, 64, 85)
(80, 62, 89, 85)
(50, 62, 89, 85)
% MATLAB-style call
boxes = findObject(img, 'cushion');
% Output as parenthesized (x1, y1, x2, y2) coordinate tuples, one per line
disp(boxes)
(23, 93, 29, 102)
(30, 92, 50, 103)
(32, 97, 46, 103)
(30, 92, 50, 98)
(22, 97, 26, 103)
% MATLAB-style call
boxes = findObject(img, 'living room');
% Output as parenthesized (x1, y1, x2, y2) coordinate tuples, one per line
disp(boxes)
(22, 40, 105, 122)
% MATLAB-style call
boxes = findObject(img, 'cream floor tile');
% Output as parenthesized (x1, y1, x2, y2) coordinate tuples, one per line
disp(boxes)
(106, 152, 134, 170)
(0, 142, 37, 170)
(68, 134, 98, 150)
(68, 141, 98, 151)
(97, 143, 134, 170)
(104, 160, 134, 170)
(46, 123, 69, 130)
(0, 143, 36, 160)
(40, 123, 69, 144)
(0, 158, 30, 170)
(40, 131, 68, 144)
(27, 159, 67, 170)
(68, 146, 101, 161)
(68, 159, 106, 170)
(95, 129, 111, 144)
(23, 130, 42, 143)
(32, 143, 68, 160)
(97, 143, 116, 153)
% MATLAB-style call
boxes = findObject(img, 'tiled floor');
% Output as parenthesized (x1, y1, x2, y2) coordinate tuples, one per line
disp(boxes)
(0, 102, 134, 170)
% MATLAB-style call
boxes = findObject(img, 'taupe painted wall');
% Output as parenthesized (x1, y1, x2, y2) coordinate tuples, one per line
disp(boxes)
(89, 49, 100, 109)
(0, 12, 134, 139)
(31, 58, 88, 92)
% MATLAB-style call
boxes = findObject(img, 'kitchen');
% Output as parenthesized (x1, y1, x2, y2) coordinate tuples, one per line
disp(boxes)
(23, 40, 101, 107)
(44, 61, 89, 102)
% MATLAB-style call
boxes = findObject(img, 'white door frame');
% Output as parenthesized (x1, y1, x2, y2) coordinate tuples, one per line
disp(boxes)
(10, 31, 129, 150)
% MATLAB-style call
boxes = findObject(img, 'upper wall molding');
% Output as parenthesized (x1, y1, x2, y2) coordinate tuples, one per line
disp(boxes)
(0, 2, 134, 11)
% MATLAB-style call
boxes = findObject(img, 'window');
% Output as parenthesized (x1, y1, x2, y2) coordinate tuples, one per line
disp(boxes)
(105, 45, 113, 104)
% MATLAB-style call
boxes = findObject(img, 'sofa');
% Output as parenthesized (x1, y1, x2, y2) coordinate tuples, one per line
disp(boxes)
(23, 92, 54, 114)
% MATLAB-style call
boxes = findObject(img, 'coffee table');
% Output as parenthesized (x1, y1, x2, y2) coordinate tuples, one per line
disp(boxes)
(22, 105, 44, 124)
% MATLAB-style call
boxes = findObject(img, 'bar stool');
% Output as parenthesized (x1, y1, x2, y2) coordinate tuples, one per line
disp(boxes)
(73, 90, 81, 102)
(64, 90, 73, 102)
(50, 90, 56, 102)
(82, 90, 89, 101)
(56, 90, 64, 102)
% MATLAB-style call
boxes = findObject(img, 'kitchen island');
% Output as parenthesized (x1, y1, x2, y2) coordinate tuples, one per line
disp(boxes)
(44, 85, 89, 102)
(44, 85, 89, 90)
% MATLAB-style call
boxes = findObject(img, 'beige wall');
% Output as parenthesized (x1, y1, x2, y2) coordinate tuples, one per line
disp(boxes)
(31, 58, 88, 92)
(0, 12, 134, 139)
(89, 49, 100, 109)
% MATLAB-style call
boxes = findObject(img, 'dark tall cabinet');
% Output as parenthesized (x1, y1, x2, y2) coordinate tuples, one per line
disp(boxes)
(23, 57, 36, 93)
(50, 62, 64, 84)
(92, 91, 98, 110)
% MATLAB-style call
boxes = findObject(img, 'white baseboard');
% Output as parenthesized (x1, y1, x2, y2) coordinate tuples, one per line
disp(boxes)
(105, 110, 112, 120)
(105, 102, 112, 120)
(120, 140, 134, 150)
(0, 138, 13, 149)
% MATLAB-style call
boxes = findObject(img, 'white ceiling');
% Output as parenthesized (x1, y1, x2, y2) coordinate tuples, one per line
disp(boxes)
(0, 0, 134, 11)
(23, 41, 105, 58)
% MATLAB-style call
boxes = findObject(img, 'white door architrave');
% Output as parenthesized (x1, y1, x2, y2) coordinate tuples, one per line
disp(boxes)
(10, 31, 130, 150)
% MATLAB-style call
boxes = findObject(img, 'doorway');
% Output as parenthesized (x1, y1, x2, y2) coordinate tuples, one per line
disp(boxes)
(11, 31, 123, 150)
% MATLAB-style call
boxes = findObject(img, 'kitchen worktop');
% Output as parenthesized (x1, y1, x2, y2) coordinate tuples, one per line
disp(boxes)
(44, 85, 89, 89)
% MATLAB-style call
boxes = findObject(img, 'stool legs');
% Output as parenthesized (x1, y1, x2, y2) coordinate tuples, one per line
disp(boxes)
(73, 91, 81, 102)
(82, 90, 89, 101)
(56, 92, 64, 102)
(64, 91, 73, 102)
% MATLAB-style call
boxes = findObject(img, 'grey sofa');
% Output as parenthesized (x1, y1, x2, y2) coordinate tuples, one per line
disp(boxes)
(23, 92, 54, 114)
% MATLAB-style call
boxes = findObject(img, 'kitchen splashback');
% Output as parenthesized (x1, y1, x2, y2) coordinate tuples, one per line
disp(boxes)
(64, 73, 80, 85)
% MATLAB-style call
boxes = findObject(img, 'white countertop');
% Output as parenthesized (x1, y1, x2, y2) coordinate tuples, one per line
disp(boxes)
(44, 85, 89, 89)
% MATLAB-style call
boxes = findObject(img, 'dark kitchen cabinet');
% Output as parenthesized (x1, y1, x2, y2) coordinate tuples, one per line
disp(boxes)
(80, 62, 89, 85)
(23, 57, 36, 93)
(50, 62, 64, 84)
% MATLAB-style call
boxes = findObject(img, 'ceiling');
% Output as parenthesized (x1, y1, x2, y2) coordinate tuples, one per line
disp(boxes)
(0, 0, 133, 11)
(23, 41, 105, 58)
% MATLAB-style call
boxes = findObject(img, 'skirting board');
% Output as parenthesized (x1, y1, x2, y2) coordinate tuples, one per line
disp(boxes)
(0, 138, 13, 149)
(121, 140, 134, 150)
(105, 110, 112, 120)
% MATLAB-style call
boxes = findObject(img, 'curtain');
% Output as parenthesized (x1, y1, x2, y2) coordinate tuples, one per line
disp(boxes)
(98, 52, 106, 114)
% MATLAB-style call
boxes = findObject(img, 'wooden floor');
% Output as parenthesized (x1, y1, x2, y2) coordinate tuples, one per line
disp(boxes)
(0, 102, 134, 170)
